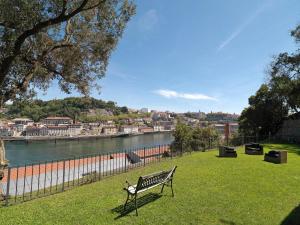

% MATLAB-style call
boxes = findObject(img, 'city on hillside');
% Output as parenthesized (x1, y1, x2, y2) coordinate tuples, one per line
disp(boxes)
(0, 99, 239, 139)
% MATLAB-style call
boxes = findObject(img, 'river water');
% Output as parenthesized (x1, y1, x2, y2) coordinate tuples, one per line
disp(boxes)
(4, 132, 174, 166)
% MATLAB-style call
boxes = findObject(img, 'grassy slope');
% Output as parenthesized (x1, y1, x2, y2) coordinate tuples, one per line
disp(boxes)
(1, 144, 300, 225)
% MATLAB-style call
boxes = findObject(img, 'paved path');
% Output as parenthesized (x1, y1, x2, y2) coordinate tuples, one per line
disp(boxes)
(0, 146, 170, 196)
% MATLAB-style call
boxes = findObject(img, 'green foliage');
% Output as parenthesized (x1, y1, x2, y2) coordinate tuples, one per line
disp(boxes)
(171, 123, 220, 153)
(0, 0, 136, 106)
(6, 97, 131, 122)
(267, 25, 300, 113)
(191, 127, 220, 151)
(171, 123, 193, 153)
(240, 24, 300, 136)
(239, 85, 288, 136)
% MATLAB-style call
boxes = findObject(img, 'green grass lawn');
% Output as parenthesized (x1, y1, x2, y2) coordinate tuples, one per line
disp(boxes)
(1, 143, 300, 225)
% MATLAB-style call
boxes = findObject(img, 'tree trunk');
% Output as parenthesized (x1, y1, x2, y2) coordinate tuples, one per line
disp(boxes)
(0, 139, 8, 168)
(0, 138, 8, 199)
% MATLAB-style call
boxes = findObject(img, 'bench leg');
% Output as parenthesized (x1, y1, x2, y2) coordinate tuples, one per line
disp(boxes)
(171, 180, 174, 197)
(134, 194, 138, 216)
(160, 184, 165, 194)
(123, 193, 130, 211)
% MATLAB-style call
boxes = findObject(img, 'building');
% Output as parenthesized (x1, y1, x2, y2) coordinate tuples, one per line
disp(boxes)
(12, 124, 26, 133)
(25, 126, 48, 136)
(228, 123, 239, 134)
(68, 124, 83, 136)
(153, 125, 164, 132)
(102, 126, 118, 135)
(0, 126, 13, 137)
(120, 126, 139, 134)
(12, 118, 34, 125)
(47, 126, 69, 136)
(213, 124, 225, 136)
(140, 108, 149, 113)
(138, 126, 154, 133)
(42, 117, 73, 125)
(164, 124, 175, 131)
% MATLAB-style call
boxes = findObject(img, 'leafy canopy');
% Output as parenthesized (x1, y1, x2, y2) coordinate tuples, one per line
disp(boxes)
(267, 25, 300, 113)
(239, 84, 288, 136)
(239, 24, 299, 136)
(5, 97, 129, 122)
(171, 122, 220, 153)
(0, 0, 135, 106)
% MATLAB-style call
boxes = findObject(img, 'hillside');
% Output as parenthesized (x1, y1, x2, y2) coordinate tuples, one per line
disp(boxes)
(3, 97, 130, 122)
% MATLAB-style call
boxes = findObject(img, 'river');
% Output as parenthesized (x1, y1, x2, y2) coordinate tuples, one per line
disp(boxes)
(4, 132, 174, 167)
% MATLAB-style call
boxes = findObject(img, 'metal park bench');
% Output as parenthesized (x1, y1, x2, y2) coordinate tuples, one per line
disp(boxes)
(123, 166, 177, 215)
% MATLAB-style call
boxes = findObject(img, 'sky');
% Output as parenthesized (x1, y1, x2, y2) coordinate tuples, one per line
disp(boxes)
(38, 0, 300, 114)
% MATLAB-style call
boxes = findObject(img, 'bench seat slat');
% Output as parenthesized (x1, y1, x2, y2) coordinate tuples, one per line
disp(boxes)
(124, 166, 176, 195)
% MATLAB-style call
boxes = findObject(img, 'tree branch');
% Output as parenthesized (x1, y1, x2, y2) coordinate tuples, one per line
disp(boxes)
(0, 21, 16, 29)
(81, 0, 106, 12)
(0, 0, 91, 86)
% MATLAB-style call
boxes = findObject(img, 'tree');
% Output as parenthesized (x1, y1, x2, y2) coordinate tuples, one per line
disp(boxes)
(5, 97, 131, 121)
(191, 127, 219, 151)
(0, 0, 135, 107)
(171, 123, 220, 153)
(239, 85, 288, 136)
(171, 123, 193, 153)
(267, 25, 300, 113)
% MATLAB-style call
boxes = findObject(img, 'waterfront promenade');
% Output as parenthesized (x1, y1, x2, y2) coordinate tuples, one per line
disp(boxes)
(1, 145, 170, 199)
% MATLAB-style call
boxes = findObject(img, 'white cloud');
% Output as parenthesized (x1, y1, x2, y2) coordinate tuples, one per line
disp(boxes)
(154, 89, 217, 101)
(217, 1, 272, 51)
(138, 9, 159, 31)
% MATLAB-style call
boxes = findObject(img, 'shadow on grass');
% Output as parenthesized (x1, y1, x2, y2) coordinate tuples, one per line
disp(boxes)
(264, 143, 300, 156)
(219, 219, 236, 225)
(281, 204, 300, 225)
(111, 193, 162, 219)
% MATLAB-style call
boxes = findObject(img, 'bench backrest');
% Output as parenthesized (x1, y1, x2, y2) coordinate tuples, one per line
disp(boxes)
(246, 143, 261, 148)
(136, 166, 177, 192)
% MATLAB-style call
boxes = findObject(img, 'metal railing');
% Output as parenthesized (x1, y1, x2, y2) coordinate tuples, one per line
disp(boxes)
(1, 144, 171, 206)
(1, 134, 297, 206)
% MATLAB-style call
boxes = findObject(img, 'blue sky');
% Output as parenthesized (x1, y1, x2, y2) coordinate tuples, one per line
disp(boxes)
(39, 0, 300, 114)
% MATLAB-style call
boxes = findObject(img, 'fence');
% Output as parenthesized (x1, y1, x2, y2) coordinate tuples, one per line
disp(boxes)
(1, 135, 296, 206)
(1, 144, 172, 206)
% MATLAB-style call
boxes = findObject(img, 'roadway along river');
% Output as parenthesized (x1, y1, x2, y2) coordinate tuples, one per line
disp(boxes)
(4, 132, 174, 167)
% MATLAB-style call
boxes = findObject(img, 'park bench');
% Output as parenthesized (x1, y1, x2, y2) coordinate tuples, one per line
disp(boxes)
(123, 166, 177, 215)
(264, 150, 287, 164)
(245, 143, 264, 155)
(219, 146, 237, 157)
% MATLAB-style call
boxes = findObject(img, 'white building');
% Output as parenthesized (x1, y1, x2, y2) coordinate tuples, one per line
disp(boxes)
(102, 126, 118, 135)
(0, 127, 13, 137)
(25, 126, 48, 136)
(213, 124, 225, 136)
(68, 124, 83, 136)
(153, 125, 164, 132)
(12, 118, 34, 125)
(42, 117, 73, 125)
(120, 126, 139, 134)
(47, 126, 69, 136)
(140, 108, 149, 113)
(228, 123, 239, 134)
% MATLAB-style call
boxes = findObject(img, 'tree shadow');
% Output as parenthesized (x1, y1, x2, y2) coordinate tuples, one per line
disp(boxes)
(219, 219, 236, 225)
(281, 204, 300, 225)
(111, 193, 162, 219)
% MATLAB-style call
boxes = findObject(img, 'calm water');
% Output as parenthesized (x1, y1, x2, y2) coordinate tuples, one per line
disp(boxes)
(4, 132, 174, 166)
